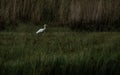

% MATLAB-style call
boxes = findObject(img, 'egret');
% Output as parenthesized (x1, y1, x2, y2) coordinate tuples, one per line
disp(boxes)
(36, 24, 46, 34)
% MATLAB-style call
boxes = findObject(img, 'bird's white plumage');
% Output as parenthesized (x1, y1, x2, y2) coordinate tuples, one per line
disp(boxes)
(36, 24, 46, 34)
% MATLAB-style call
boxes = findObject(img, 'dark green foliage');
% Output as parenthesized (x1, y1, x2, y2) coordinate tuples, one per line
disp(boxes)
(70, 19, 120, 31)
(0, 25, 120, 75)
(0, 0, 120, 31)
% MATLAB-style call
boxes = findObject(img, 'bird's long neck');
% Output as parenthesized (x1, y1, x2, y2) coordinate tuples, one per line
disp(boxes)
(44, 26, 46, 29)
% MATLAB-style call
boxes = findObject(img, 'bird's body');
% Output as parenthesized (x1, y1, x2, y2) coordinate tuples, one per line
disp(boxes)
(36, 24, 46, 34)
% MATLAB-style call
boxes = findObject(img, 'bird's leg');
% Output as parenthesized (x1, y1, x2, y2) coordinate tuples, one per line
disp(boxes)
(42, 31, 45, 36)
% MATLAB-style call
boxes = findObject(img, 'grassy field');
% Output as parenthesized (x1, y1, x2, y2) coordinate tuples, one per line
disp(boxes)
(0, 25, 120, 75)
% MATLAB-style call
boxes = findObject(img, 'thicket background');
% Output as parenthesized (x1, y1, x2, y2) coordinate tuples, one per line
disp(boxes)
(0, 0, 120, 31)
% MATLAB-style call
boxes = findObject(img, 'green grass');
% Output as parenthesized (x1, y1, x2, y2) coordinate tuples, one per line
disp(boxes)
(0, 26, 120, 75)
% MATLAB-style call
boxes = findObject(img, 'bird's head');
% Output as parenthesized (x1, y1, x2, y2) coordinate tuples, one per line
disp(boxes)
(44, 24, 47, 27)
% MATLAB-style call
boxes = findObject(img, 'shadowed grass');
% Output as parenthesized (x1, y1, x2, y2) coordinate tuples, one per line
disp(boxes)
(0, 29, 120, 75)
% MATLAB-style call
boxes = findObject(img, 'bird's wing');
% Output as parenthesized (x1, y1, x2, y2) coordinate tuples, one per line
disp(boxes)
(36, 29, 44, 34)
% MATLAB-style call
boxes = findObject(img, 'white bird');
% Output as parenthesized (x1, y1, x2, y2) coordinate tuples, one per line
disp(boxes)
(36, 24, 46, 34)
